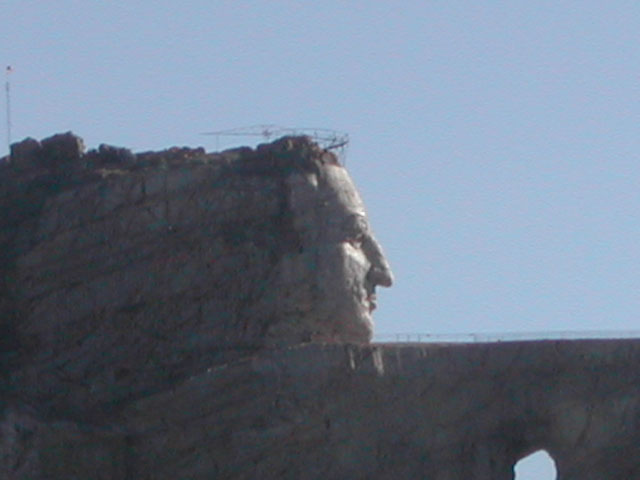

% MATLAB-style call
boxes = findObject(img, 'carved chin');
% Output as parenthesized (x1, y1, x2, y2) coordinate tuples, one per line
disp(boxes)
(339, 300, 374, 343)
(317, 291, 372, 344)
(355, 313, 374, 342)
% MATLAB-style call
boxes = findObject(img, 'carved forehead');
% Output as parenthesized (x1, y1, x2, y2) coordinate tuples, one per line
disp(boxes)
(285, 164, 370, 239)
(318, 165, 367, 216)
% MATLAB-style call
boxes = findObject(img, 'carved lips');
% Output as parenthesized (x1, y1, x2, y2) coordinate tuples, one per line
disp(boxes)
(367, 293, 378, 312)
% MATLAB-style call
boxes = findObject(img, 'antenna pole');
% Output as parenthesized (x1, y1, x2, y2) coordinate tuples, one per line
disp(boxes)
(5, 66, 12, 161)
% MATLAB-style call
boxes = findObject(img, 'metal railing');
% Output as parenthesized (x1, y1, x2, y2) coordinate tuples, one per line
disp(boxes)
(201, 125, 349, 164)
(373, 330, 640, 343)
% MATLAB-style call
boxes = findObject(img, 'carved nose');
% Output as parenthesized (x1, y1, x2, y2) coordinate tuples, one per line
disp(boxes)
(369, 264, 394, 287)
(364, 237, 394, 287)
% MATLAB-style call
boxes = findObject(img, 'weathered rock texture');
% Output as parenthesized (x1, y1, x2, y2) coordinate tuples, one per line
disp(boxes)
(4, 339, 640, 479)
(1, 133, 638, 479)
(1, 132, 392, 420)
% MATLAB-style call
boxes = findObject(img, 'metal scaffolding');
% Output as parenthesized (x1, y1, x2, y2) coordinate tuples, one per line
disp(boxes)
(202, 125, 349, 164)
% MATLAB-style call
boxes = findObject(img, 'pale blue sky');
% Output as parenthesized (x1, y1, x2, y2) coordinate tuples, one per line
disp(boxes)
(3, 1, 639, 339)
(5, 2, 638, 476)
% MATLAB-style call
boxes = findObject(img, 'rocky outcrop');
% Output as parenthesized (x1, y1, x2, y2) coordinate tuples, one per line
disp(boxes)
(1, 132, 395, 421)
(1, 133, 638, 479)
(3, 340, 640, 479)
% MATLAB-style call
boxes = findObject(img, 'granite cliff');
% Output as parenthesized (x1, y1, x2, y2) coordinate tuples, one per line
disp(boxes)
(1, 133, 638, 479)
(1, 132, 392, 420)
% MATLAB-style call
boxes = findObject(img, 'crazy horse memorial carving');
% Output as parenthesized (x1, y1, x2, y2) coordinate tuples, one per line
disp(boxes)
(1, 132, 640, 479)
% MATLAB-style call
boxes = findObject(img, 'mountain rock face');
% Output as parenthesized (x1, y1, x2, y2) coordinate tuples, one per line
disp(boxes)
(0, 132, 393, 420)
(1, 133, 639, 479)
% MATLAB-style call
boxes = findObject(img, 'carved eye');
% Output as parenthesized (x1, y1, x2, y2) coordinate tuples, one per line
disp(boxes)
(344, 215, 368, 246)
(347, 232, 365, 247)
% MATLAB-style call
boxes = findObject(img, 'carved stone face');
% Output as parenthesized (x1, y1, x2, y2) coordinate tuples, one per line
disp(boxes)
(314, 165, 394, 342)
(266, 163, 393, 344)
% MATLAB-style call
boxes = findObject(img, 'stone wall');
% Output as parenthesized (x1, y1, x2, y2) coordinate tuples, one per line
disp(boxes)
(1, 133, 637, 479)
(3, 340, 640, 479)
(112, 339, 640, 479)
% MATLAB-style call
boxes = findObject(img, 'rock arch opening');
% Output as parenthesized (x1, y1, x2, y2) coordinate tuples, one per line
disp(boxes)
(514, 450, 557, 480)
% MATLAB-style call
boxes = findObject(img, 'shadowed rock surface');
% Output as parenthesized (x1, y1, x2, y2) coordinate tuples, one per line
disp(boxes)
(1, 133, 392, 420)
(1, 133, 638, 479)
